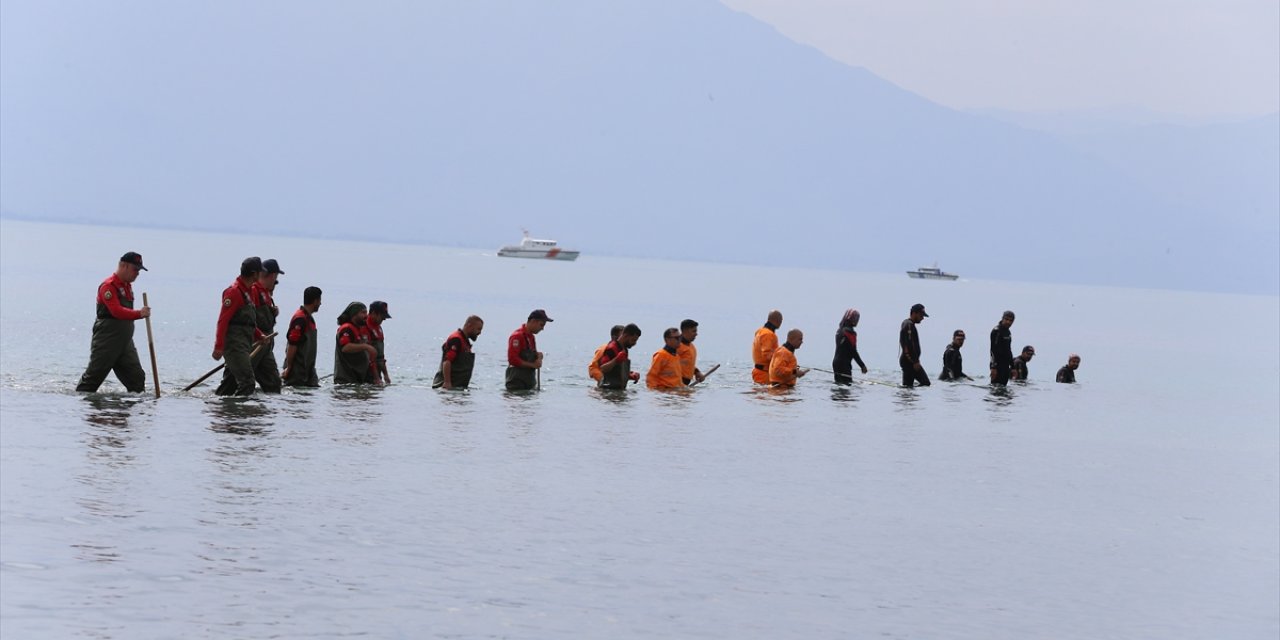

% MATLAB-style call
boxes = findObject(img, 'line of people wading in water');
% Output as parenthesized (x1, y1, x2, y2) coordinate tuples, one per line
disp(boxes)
(76, 253, 1083, 396)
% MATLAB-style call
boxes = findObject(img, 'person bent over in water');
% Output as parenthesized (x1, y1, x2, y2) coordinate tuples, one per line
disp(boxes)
(769, 328, 808, 387)
(434, 315, 483, 390)
(506, 309, 551, 391)
(1056, 353, 1080, 383)
(1011, 345, 1035, 381)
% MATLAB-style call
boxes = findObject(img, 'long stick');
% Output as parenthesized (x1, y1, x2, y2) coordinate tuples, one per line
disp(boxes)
(688, 363, 720, 387)
(143, 293, 161, 398)
(807, 365, 898, 387)
(183, 332, 277, 391)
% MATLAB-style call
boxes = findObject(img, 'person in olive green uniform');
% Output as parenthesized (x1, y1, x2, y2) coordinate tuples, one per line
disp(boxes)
(213, 257, 265, 396)
(76, 252, 153, 393)
(245, 258, 284, 393)
(367, 300, 392, 385)
(597, 323, 642, 390)
(334, 302, 379, 385)
(282, 286, 322, 388)
(433, 315, 484, 390)
(505, 310, 551, 391)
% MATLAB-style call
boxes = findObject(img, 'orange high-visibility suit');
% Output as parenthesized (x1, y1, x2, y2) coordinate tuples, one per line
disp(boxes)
(588, 342, 609, 382)
(677, 340, 698, 384)
(646, 347, 685, 389)
(769, 344, 800, 386)
(751, 325, 778, 384)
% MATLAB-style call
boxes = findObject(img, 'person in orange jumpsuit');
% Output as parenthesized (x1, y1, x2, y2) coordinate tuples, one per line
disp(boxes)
(646, 327, 686, 390)
(677, 319, 705, 385)
(769, 329, 808, 387)
(751, 309, 783, 384)
(588, 325, 624, 383)
(597, 324, 643, 389)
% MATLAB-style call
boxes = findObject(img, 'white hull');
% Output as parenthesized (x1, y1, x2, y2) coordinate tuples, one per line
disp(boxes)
(498, 247, 580, 261)
(906, 271, 959, 280)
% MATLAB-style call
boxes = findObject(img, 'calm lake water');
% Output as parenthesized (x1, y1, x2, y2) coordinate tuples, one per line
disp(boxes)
(2, 219, 1277, 639)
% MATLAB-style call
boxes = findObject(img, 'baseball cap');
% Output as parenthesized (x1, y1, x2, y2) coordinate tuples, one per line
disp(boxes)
(262, 258, 285, 274)
(241, 256, 263, 273)
(370, 300, 391, 318)
(120, 252, 148, 271)
(528, 309, 554, 322)
(911, 303, 929, 317)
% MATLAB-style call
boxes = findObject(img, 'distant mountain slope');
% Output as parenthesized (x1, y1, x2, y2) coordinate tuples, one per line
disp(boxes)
(1, 0, 1275, 293)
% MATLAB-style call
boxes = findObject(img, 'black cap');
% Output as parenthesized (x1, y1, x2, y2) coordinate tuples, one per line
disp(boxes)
(1003, 310, 1016, 320)
(241, 256, 263, 273)
(1022, 345, 1036, 355)
(680, 319, 699, 330)
(120, 252, 147, 271)
(262, 258, 284, 275)
(370, 300, 391, 318)
(528, 309, 553, 322)
(911, 303, 929, 317)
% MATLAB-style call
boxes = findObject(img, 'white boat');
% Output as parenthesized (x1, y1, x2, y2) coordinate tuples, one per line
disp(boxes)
(498, 231, 580, 261)
(906, 264, 959, 280)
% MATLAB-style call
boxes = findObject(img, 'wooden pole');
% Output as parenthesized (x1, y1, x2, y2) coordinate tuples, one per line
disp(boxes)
(182, 332, 277, 392)
(688, 363, 720, 387)
(143, 292, 160, 398)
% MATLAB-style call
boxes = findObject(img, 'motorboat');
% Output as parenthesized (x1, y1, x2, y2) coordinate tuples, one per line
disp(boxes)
(498, 230, 580, 261)
(906, 264, 959, 280)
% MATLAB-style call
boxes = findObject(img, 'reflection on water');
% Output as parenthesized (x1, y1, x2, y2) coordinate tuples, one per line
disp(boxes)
(830, 384, 861, 404)
(81, 394, 144, 429)
(589, 387, 634, 405)
(205, 397, 274, 436)
(74, 395, 149, 565)
(983, 385, 1016, 421)
(329, 385, 385, 424)
(891, 387, 922, 414)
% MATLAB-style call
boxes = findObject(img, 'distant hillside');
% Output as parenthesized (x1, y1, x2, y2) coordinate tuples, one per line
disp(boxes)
(1, 0, 1275, 293)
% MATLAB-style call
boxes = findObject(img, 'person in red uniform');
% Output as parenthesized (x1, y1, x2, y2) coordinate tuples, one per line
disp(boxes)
(243, 258, 283, 393)
(282, 286, 322, 388)
(334, 302, 379, 385)
(433, 315, 484, 390)
(597, 323, 643, 390)
(76, 252, 153, 393)
(213, 257, 267, 396)
(505, 309, 551, 391)
(366, 300, 392, 384)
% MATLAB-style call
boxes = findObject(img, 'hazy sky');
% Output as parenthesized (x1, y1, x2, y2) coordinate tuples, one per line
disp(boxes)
(720, 0, 1279, 118)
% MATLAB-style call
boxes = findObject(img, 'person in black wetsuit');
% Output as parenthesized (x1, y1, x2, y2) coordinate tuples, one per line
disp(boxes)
(939, 329, 972, 381)
(1011, 345, 1035, 381)
(1056, 354, 1080, 383)
(899, 303, 930, 387)
(832, 308, 868, 384)
(989, 310, 1015, 385)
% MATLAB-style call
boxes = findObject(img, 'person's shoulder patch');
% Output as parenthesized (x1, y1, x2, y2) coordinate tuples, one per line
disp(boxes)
(103, 290, 112, 300)
(511, 338, 520, 347)
(223, 298, 232, 307)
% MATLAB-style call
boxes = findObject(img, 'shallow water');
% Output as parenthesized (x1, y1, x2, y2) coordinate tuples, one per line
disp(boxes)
(2, 220, 1277, 638)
